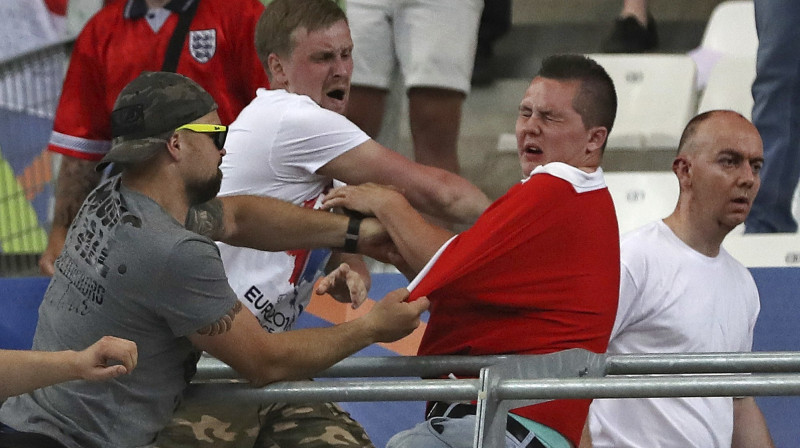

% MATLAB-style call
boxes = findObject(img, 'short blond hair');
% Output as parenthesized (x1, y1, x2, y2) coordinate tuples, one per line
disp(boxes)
(255, 0, 347, 74)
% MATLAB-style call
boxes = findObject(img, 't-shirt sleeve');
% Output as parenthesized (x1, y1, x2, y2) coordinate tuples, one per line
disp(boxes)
(48, 20, 112, 160)
(158, 236, 239, 337)
(272, 104, 370, 176)
(609, 261, 639, 341)
(742, 273, 760, 352)
(608, 231, 652, 342)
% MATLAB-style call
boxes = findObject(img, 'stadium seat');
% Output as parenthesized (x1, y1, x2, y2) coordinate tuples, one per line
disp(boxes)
(603, 171, 679, 235)
(590, 54, 697, 151)
(691, 1, 757, 90)
(696, 56, 756, 119)
(700, 1, 757, 58)
(723, 233, 800, 268)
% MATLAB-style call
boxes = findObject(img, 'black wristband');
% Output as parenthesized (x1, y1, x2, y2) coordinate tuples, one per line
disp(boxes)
(344, 216, 361, 253)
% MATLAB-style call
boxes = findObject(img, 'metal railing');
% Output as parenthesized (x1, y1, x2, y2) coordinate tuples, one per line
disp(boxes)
(0, 38, 73, 117)
(0, 38, 73, 271)
(189, 350, 800, 448)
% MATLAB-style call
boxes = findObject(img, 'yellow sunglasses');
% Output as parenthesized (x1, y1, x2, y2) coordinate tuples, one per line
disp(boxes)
(175, 123, 228, 150)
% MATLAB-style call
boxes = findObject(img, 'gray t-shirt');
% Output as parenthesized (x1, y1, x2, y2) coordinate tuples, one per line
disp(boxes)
(0, 176, 238, 448)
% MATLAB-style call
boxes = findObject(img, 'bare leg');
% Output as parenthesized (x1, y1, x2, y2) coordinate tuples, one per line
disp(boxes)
(621, 0, 648, 26)
(346, 86, 389, 138)
(603, 0, 656, 53)
(407, 87, 465, 174)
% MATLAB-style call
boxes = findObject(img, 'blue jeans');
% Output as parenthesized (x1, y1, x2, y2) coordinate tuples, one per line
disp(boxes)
(0, 422, 66, 448)
(746, 0, 800, 233)
(386, 415, 536, 448)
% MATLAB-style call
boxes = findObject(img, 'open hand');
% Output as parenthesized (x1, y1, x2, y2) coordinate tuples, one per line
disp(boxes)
(316, 263, 368, 308)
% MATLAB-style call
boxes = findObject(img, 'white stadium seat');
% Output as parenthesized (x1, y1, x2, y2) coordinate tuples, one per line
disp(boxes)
(590, 54, 697, 151)
(691, 1, 757, 91)
(696, 56, 756, 120)
(603, 172, 679, 235)
(723, 233, 800, 268)
(700, 1, 758, 58)
(605, 172, 800, 267)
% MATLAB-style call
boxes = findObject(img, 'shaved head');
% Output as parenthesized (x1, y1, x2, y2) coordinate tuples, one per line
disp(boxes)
(677, 110, 757, 157)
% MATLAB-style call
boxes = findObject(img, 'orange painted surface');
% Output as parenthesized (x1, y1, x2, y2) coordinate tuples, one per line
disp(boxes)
(17, 150, 53, 200)
(306, 290, 424, 356)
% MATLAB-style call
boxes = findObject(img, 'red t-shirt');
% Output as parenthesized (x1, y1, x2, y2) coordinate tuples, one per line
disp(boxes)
(409, 167, 620, 446)
(49, 0, 269, 160)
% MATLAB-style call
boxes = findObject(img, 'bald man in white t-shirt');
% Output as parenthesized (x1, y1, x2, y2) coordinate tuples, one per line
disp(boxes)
(583, 110, 775, 448)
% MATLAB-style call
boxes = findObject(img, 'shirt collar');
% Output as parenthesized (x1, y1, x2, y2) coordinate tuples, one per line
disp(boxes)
(524, 162, 607, 193)
(123, 0, 196, 19)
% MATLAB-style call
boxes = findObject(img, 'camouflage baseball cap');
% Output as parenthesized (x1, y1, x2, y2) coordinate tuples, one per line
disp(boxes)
(97, 71, 218, 170)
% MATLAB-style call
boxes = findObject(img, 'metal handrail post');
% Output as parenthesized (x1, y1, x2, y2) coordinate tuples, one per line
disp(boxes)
(185, 372, 800, 405)
(184, 379, 482, 404)
(474, 350, 606, 448)
(188, 351, 800, 448)
(193, 351, 800, 382)
(605, 351, 800, 374)
(194, 354, 515, 381)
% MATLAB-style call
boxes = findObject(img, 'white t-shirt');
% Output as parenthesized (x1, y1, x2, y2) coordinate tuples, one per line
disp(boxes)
(0, 0, 67, 114)
(217, 88, 370, 333)
(588, 220, 760, 448)
(0, 0, 65, 60)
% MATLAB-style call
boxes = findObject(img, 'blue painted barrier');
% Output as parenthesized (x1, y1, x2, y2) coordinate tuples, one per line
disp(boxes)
(2, 270, 799, 447)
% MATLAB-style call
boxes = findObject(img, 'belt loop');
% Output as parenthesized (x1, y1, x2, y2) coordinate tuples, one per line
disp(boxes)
(425, 402, 437, 420)
(442, 402, 460, 418)
(426, 401, 465, 419)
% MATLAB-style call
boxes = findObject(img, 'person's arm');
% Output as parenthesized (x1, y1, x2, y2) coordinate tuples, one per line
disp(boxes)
(317, 140, 491, 226)
(188, 289, 429, 387)
(732, 396, 775, 448)
(39, 156, 102, 275)
(0, 336, 138, 399)
(185, 196, 389, 259)
(40, 20, 110, 276)
(323, 183, 455, 274)
(578, 420, 593, 448)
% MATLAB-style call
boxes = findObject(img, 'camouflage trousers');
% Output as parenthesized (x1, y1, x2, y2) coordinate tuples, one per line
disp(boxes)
(155, 400, 375, 448)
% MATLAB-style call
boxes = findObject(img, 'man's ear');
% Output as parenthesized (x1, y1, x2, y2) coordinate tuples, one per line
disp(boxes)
(672, 156, 692, 188)
(267, 53, 287, 88)
(586, 126, 608, 155)
(166, 132, 181, 162)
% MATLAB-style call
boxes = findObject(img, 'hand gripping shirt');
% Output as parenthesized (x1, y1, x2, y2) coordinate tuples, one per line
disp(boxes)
(0, 176, 238, 448)
(588, 220, 761, 448)
(217, 88, 370, 333)
(48, 0, 268, 160)
(407, 162, 621, 447)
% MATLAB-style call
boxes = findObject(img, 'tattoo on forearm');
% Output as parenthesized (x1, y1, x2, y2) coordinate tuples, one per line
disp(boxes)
(197, 301, 242, 336)
(52, 158, 102, 228)
(186, 198, 225, 239)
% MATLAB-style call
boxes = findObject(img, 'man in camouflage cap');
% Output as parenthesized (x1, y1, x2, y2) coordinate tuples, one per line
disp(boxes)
(98, 70, 223, 170)
(0, 71, 428, 448)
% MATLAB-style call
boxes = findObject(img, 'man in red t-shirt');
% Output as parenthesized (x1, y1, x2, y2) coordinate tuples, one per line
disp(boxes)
(39, 0, 269, 275)
(324, 54, 620, 448)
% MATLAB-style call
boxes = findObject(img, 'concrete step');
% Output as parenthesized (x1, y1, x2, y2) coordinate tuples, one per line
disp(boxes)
(512, 0, 725, 24)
